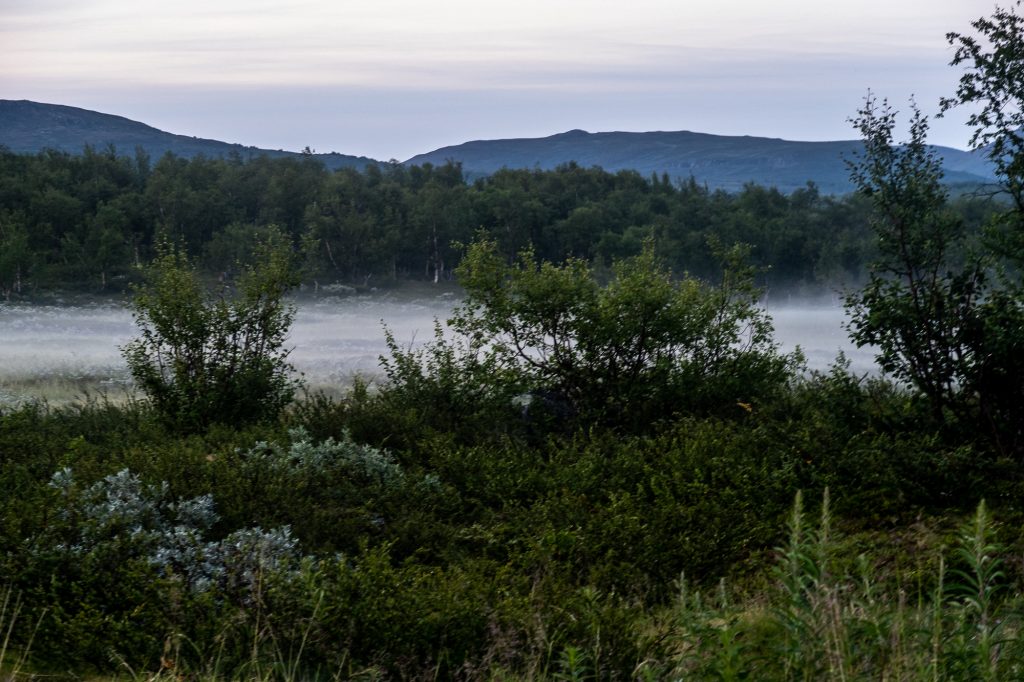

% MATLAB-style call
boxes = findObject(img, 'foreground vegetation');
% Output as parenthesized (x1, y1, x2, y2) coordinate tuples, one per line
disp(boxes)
(2, 4, 1024, 680)
(1, 367, 1024, 680)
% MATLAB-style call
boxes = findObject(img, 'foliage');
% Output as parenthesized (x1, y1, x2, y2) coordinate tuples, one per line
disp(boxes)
(845, 95, 1024, 455)
(122, 230, 301, 432)
(44, 466, 298, 596)
(22, 463, 299, 666)
(0, 145, 1003, 297)
(938, 1, 1024, 454)
(371, 320, 524, 447)
(215, 427, 446, 554)
(844, 96, 984, 417)
(943, 0, 1024, 258)
(448, 237, 798, 429)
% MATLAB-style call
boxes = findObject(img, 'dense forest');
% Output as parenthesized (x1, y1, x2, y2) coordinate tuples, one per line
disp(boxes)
(0, 144, 999, 299)
(2, 4, 1024, 680)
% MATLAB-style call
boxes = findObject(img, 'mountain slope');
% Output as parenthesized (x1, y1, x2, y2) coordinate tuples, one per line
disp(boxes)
(0, 100, 376, 170)
(405, 129, 996, 194)
(1, 100, 996, 193)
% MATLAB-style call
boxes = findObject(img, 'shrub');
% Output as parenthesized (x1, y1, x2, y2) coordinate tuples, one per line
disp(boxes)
(382, 237, 798, 437)
(122, 231, 301, 433)
(24, 464, 300, 666)
(210, 428, 448, 556)
(370, 320, 526, 447)
(846, 94, 1024, 457)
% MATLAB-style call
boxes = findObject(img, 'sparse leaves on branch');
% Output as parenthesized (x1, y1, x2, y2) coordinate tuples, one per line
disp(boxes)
(942, 0, 1024, 259)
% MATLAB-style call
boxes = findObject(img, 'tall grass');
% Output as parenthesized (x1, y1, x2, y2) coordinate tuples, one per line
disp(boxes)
(652, 493, 1024, 681)
(8, 495, 1024, 680)
(0, 587, 45, 681)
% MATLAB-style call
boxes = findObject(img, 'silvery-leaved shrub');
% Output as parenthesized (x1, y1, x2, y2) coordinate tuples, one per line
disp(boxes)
(243, 427, 441, 496)
(46, 467, 298, 595)
(207, 526, 298, 595)
(224, 429, 445, 556)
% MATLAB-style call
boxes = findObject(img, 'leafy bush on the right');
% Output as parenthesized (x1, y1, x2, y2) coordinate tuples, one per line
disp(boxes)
(372, 237, 799, 438)
(847, 92, 1024, 456)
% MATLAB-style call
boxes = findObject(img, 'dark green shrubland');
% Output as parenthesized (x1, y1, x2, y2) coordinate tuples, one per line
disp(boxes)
(0, 373, 1023, 677)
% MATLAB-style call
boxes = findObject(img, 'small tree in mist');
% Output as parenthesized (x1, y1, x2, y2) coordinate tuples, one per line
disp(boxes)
(844, 96, 983, 420)
(122, 229, 301, 433)
(845, 94, 1024, 455)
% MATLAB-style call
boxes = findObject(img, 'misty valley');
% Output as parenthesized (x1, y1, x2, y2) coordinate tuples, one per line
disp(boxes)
(3, 4, 1024, 679)
(0, 293, 871, 408)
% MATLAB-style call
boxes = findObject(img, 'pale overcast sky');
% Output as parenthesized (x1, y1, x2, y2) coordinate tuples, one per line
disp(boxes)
(1, 0, 989, 160)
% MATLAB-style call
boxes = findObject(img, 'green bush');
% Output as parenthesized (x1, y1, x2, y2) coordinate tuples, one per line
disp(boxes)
(209, 428, 450, 556)
(122, 232, 301, 433)
(364, 237, 799, 446)
(846, 94, 1024, 458)
(374, 320, 526, 448)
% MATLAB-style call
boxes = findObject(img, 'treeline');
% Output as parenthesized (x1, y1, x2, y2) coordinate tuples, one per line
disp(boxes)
(0, 145, 999, 297)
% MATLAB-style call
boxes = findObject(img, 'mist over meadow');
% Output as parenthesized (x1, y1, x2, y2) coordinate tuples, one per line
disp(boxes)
(0, 293, 871, 406)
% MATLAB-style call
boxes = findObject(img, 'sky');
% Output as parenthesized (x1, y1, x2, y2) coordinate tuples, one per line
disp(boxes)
(1, 0, 990, 161)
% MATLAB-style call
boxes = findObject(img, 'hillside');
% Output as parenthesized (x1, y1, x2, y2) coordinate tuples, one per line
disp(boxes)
(405, 128, 997, 194)
(0, 100, 376, 170)
(0, 100, 997, 193)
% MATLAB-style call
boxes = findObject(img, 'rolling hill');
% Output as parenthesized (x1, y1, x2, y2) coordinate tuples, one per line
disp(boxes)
(404, 128, 997, 194)
(0, 100, 376, 170)
(1, 100, 996, 193)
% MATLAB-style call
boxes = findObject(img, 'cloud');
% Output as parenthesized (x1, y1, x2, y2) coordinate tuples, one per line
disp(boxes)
(3, 0, 979, 87)
(0, 0, 983, 158)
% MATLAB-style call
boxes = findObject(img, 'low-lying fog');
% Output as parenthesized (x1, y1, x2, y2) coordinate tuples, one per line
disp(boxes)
(0, 294, 876, 406)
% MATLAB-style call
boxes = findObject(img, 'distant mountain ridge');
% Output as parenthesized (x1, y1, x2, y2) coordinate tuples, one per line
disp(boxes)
(0, 100, 997, 193)
(404, 128, 997, 194)
(0, 100, 375, 170)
